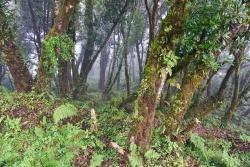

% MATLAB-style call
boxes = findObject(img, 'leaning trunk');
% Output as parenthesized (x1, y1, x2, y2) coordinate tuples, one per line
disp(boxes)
(164, 69, 206, 135)
(222, 50, 243, 125)
(0, 8, 33, 92)
(131, 0, 188, 150)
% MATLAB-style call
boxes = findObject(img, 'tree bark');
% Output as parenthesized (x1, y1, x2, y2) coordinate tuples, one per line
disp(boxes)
(131, 0, 188, 150)
(0, 53, 5, 84)
(222, 49, 243, 125)
(182, 28, 248, 134)
(164, 69, 207, 135)
(121, 23, 132, 96)
(36, 0, 79, 92)
(99, 44, 109, 91)
(136, 41, 143, 81)
(27, 0, 42, 56)
(0, 8, 33, 92)
(144, 0, 159, 46)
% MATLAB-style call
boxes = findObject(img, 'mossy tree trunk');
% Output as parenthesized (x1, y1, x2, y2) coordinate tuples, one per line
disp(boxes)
(0, 7, 33, 92)
(182, 27, 249, 134)
(58, 12, 76, 97)
(164, 69, 207, 135)
(121, 23, 132, 96)
(131, 0, 188, 151)
(36, 0, 79, 92)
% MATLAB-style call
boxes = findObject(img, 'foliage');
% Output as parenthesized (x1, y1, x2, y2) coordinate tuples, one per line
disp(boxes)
(43, 34, 74, 74)
(128, 143, 143, 167)
(240, 134, 250, 143)
(179, 0, 249, 71)
(90, 153, 104, 167)
(0, 0, 16, 35)
(53, 103, 78, 124)
(0, 89, 249, 166)
(186, 133, 242, 167)
(0, 117, 102, 166)
(0, 86, 14, 106)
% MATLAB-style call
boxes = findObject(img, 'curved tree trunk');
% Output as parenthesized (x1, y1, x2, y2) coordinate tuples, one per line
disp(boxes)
(0, 7, 33, 92)
(164, 69, 207, 135)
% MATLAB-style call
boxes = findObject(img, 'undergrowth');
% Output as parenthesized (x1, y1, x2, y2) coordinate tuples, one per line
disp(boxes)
(0, 88, 249, 166)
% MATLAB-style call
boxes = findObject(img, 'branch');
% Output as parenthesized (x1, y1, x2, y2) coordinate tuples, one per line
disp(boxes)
(86, 0, 130, 75)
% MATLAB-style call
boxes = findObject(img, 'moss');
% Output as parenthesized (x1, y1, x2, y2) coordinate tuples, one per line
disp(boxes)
(43, 34, 74, 74)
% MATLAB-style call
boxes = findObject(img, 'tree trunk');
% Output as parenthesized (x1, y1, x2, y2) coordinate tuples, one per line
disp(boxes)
(132, 0, 188, 150)
(99, 45, 109, 91)
(58, 62, 68, 96)
(36, 0, 79, 92)
(27, 0, 42, 56)
(164, 69, 207, 135)
(116, 59, 121, 90)
(0, 53, 5, 84)
(58, 9, 76, 97)
(222, 49, 243, 125)
(74, 0, 95, 97)
(131, 54, 136, 82)
(179, 24, 249, 134)
(103, 56, 124, 97)
(0, 8, 33, 92)
(144, 0, 160, 46)
(136, 41, 143, 81)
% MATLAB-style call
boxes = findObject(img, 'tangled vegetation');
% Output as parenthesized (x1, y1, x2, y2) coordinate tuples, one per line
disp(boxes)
(0, 87, 249, 166)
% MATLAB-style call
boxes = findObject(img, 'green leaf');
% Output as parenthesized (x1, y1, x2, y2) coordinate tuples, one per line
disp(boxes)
(90, 153, 104, 167)
(53, 103, 77, 124)
(144, 149, 160, 160)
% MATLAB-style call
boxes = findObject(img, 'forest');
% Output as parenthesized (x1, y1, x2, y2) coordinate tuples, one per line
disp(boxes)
(0, 0, 250, 166)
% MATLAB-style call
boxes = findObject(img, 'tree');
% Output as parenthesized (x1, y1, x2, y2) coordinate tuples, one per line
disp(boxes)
(99, 44, 109, 91)
(36, 0, 79, 92)
(132, 0, 249, 150)
(222, 31, 249, 125)
(131, 0, 188, 150)
(0, 52, 6, 84)
(73, 0, 133, 98)
(0, 1, 33, 92)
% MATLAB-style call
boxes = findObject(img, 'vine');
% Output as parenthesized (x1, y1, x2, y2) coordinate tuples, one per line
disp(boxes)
(43, 34, 74, 74)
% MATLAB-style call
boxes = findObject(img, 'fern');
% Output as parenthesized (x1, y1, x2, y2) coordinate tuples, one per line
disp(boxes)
(90, 153, 104, 167)
(0, 86, 14, 105)
(240, 134, 250, 143)
(53, 103, 77, 124)
(128, 144, 143, 167)
(190, 133, 206, 152)
(144, 149, 160, 160)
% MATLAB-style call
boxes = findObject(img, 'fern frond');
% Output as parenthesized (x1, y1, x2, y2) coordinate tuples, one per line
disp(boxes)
(53, 103, 77, 124)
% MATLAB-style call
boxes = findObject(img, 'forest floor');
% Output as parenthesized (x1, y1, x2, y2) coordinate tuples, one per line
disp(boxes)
(193, 124, 250, 153)
(0, 89, 250, 166)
